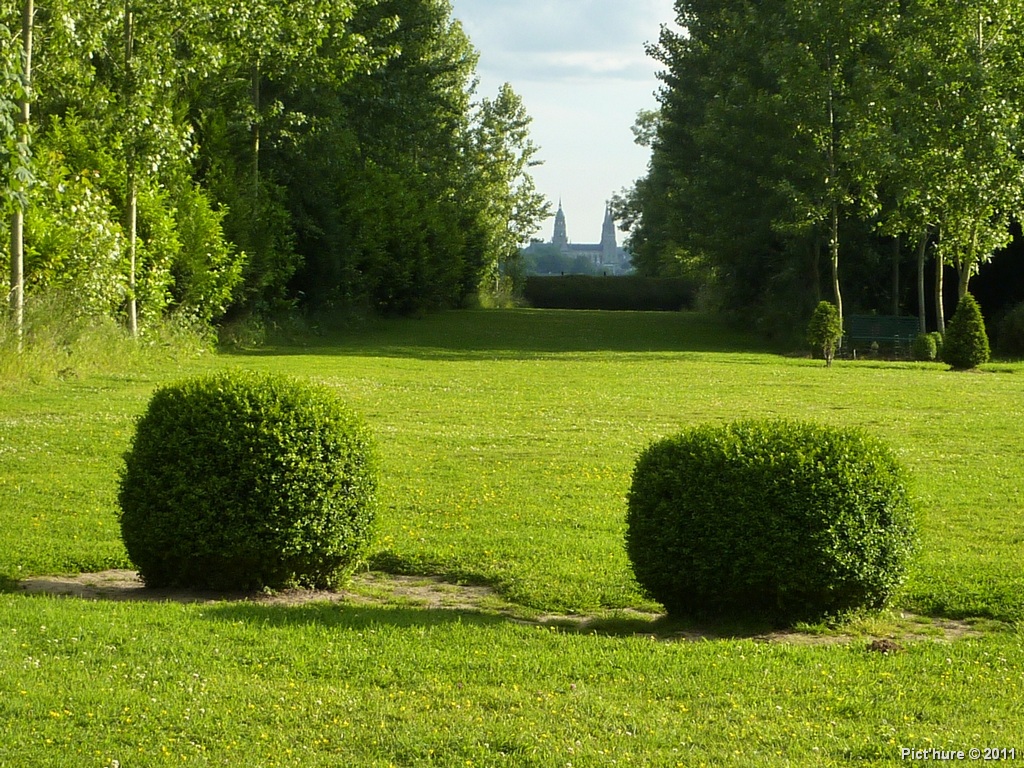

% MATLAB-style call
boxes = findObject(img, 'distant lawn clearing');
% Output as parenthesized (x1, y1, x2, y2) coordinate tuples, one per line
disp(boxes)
(1, 309, 1022, 765)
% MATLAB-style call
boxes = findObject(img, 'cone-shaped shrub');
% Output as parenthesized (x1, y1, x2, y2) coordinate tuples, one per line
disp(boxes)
(119, 371, 378, 591)
(807, 301, 843, 366)
(943, 293, 990, 370)
(626, 419, 918, 624)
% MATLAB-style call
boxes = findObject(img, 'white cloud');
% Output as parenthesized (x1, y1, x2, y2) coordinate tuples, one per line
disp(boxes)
(450, 0, 677, 241)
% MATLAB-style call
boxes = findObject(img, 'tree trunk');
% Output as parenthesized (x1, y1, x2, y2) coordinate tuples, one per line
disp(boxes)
(935, 255, 945, 333)
(826, 83, 842, 324)
(124, 2, 138, 337)
(830, 201, 842, 324)
(252, 61, 261, 193)
(8, 0, 33, 351)
(957, 223, 977, 300)
(957, 259, 972, 300)
(126, 177, 138, 338)
(916, 229, 928, 334)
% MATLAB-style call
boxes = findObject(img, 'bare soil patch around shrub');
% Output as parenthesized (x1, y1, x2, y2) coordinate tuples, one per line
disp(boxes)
(16, 569, 982, 647)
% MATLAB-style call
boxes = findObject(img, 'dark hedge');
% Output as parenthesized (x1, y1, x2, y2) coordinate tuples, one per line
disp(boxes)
(523, 275, 698, 311)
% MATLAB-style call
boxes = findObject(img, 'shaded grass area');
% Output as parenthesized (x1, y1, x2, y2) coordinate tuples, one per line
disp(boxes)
(2, 309, 1024, 765)
(254, 307, 773, 359)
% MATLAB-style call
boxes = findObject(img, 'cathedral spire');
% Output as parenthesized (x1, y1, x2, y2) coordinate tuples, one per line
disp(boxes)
(552, 199, 568, 250)
(600, 202, 617, 258)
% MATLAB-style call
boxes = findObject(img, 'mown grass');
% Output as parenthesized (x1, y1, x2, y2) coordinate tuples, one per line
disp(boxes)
(1, 309, 1023, 766)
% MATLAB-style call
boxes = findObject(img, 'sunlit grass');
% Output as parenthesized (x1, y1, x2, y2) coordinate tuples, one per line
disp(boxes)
(1, 308, 1023, 765)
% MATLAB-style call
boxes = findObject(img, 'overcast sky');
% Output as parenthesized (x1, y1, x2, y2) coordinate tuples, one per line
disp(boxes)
(449, 0, 678, 245)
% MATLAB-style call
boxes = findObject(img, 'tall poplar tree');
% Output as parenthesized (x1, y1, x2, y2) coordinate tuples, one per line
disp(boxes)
(4, 0, 31, 347)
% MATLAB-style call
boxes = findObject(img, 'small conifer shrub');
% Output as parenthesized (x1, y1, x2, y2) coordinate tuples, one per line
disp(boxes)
(626, 420, 918, 624)
(807, 301, 843, 366)
(912, 332, 937, 361)
(119, 370, 378, 591)
(943, 293, 990, 370)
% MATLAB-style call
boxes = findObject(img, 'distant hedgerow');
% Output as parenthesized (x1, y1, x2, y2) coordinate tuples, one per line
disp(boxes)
(626, 419, 918, 624)
(119, 370, 378, 591)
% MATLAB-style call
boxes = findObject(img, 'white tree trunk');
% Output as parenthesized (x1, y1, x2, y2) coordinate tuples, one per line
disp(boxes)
(8, 0, 32, 351)
(124, 3, 138, 337)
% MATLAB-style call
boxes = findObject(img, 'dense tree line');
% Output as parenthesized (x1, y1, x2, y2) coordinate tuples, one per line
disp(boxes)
(1, 0, 547, 337)
(617, 0, 1024, 336)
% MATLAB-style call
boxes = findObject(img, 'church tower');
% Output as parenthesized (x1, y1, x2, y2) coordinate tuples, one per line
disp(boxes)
(552, 200, 569, 251)
(600, 203, 617, 265)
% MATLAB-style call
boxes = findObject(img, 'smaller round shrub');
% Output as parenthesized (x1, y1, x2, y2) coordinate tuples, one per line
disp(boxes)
(996, 302, 1024, 358)
(943, 293, 990, 370)
(119, 371, 378, 591)
(626, 420, 918, 624)
(929, 331, 944, 362)
(912, 332, 937, 361)
(807, 301, 843, 366)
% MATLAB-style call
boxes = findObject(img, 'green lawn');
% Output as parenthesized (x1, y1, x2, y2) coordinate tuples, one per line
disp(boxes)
(1, 309, 1022, 766)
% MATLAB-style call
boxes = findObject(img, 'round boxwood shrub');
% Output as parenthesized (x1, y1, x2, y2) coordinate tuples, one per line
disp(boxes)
(943, 293, 990, 370)
(625, 419, 917, 623)
(119, 370, 378, 591)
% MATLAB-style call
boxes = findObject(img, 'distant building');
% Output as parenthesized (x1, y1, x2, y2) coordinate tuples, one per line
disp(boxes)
(525, 201, 631, 274)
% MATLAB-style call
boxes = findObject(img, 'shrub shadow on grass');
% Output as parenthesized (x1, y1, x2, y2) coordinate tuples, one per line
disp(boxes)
(16, 569, 984, 644)
(538, 612, 793, 642)
(0, 573, 19, 594)
(197, 600, 863, 646)
(197, 595, 787, 643)
(365, 551, 503, 591)
(203, 600, 512, 632)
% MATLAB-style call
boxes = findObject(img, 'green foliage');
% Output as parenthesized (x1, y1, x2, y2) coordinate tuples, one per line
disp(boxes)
(471, 83, 552, 292)
(24, 143, 127, 317)
(806, 301, 843, 365)
(118, 371, 378, 591)
(170, 184, 245, 323)
(996, 302, 1024, 358)
(629, 0, 1024, 333)
(942, 293, 990, 370)
(5, 0, 550, 328)
(912, 332, 937, 361)
(523, 275, 697, 311)
(626, 419, 918, 623)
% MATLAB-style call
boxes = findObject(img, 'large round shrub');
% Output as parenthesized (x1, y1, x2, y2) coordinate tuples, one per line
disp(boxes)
(943, 293, 990, 370)
(119, 370, 378, 591)
(626, 420, 917, 623)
